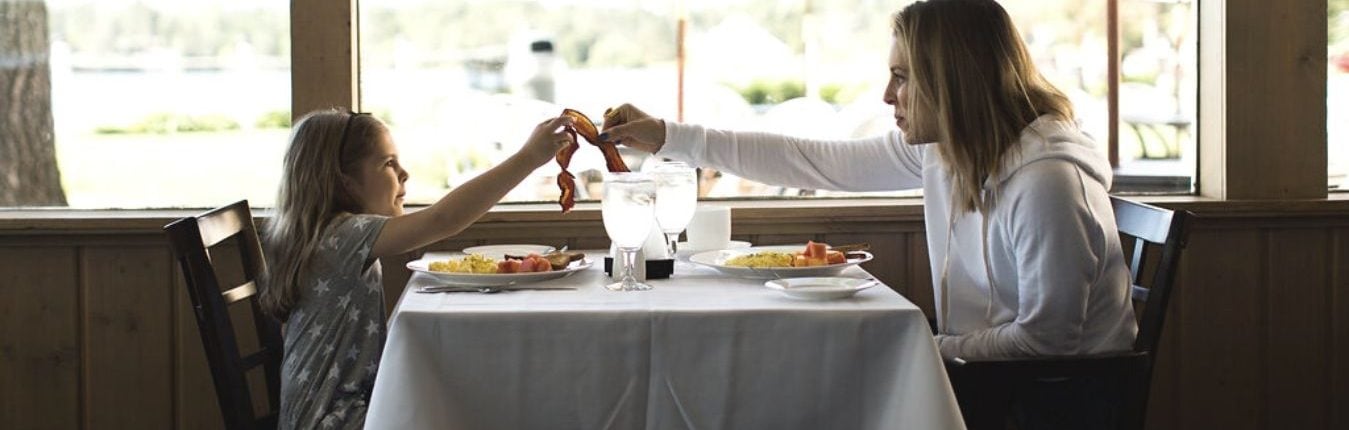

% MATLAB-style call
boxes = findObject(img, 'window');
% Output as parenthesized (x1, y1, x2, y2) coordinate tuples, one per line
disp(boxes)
(360, 0, 1198, 207)
(1332, 0, 1348, 191)
(1, 0, 289, 209)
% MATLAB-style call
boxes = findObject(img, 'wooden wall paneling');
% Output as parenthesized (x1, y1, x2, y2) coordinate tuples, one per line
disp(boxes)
(1176, 229, 1263, 429)
(173, 262, 225, 430)
(82, 246, 174, 429)
(751, 234, 819, 247)
(1264, 228, 1330, 428)
(421, 239, 489, 253)
(381, 252, 419, 316)
(460, 223, 604, 243)
(1333, 228, 1349, 430)
(568, 235, 612, 251)
(0, 247, 80, 430)
(1145, 251, 1184, 430)
(906, 233, 935, 318)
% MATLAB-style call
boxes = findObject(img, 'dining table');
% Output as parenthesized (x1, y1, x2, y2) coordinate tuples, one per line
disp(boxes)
(364, 251, 965, 430)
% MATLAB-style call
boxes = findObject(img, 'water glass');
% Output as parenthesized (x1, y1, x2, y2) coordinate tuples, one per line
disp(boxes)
(649, 161, 697, 259)
(602, 172, 656, 291)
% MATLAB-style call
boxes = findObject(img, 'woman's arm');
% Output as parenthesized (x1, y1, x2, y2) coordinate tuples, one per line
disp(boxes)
(370, 117, 572, 258)
(661, 122, 924, 192)
(600, 103, 924, 192)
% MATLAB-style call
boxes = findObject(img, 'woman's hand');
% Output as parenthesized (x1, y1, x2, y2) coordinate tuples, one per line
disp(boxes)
(599, 104, 666, 154)
(517, 115, 575, 166)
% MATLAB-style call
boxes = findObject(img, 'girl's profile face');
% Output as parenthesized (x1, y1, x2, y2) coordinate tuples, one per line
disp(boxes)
(883, 36, 932, 144)
(349, 131, 409, 217)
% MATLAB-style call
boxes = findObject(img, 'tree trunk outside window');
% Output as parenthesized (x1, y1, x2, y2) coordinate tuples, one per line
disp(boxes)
(1, 0, 67, 206)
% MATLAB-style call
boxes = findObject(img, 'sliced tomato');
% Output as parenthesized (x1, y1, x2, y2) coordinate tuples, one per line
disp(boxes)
(528, 256, 552, 272)
(805, 241, 828, 259)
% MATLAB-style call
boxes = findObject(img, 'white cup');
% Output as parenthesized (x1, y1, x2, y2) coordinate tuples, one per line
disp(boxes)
(686, 205, 731, 252)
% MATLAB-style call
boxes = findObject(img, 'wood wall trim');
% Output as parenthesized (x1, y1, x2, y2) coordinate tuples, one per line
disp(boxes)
(2, 195, 1348, 234)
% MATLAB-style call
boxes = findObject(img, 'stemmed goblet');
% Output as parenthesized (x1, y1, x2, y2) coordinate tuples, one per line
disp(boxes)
(649, 161, 697, 260)
(602, 172, 657, 291)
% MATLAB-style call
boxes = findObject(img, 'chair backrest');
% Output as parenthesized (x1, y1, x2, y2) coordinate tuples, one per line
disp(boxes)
(1109, 197, 1190, 430)
(1110, 196, 1190, 356)
(165, 201, 283, 430)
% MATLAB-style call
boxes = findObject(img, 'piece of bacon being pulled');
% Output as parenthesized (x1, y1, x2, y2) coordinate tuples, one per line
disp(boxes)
(556, 108, 630, 213)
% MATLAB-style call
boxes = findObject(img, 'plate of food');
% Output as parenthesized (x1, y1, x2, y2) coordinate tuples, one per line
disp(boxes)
(688, 242, 874, 279)
(764, 277, 879, 300)
(407, 250, 590, 287)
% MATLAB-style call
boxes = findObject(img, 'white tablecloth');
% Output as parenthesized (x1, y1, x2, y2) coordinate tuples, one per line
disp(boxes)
(365, 253, 964, 430)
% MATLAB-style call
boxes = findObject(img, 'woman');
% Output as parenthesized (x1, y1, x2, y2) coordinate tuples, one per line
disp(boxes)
(602, 0, 1135, 426)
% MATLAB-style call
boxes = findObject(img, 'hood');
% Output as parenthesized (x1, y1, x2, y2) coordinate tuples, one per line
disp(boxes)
(984, 116, 1112, 191)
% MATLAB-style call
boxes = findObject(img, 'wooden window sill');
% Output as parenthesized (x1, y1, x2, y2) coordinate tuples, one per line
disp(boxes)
(2, 195, 1347, 235)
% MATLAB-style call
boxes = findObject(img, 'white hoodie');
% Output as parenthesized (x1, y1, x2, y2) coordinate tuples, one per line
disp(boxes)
(658, 116, 1137, 360)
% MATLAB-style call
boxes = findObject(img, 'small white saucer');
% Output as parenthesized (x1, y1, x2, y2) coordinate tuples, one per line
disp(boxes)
(764, 277, 878, 300)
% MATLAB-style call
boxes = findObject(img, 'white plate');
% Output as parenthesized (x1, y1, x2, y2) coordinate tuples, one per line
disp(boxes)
(764, 277, 878, 300)
(406, 255, 591, 287)
(688, 245, 874, 279)
(674, 240, 752, 260)
(461, 244, 556, 259)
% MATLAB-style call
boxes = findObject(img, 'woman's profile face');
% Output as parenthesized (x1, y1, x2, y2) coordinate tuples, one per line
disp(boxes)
(883, 37, 932, 144)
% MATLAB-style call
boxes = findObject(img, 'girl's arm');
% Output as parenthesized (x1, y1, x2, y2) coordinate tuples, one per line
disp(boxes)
(370, 116, 572, 258)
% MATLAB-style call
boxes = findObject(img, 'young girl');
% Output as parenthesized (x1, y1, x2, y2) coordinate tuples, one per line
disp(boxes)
(260, 109, 572, 429)
(602, 0, 1135, 425)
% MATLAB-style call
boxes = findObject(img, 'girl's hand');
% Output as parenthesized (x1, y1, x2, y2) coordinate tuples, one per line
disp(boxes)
(599, 103, 666, 154)
(519, 116, 575, 166)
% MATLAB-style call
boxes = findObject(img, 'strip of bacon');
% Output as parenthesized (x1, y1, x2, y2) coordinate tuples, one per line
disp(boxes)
(555, 109, 631, 213)
(561, 108, 630, 173)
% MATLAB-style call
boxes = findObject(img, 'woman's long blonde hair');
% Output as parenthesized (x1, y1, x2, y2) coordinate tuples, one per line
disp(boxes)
(894, 0, 1074, 213)
(261, 109, 385, 320)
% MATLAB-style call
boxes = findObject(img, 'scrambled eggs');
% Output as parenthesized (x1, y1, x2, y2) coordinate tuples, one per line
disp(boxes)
(428, 254, 498, 273)
(724, 252, 795, 268)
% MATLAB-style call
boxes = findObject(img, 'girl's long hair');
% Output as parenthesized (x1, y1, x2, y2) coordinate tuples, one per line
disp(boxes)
(894, 0, 1074, 213)
(260, 109, 385, 320)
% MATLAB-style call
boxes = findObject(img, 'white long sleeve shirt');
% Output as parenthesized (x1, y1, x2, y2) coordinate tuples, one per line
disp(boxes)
(658, 117, 1137, 360)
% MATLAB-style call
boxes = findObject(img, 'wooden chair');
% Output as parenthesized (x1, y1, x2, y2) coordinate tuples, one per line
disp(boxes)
(165, 200, 283, 430)
(946, 196, 1190, 430)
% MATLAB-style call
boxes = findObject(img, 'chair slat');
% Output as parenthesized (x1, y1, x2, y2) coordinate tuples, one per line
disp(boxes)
(197, 202, 250, 248)
(239, 348, 274, 370)
(1112, 198, 1174, 244)
(1131, 285, 1149, 302)
(222, 281, 258, 305)
(1129, 237, 1146, 285)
